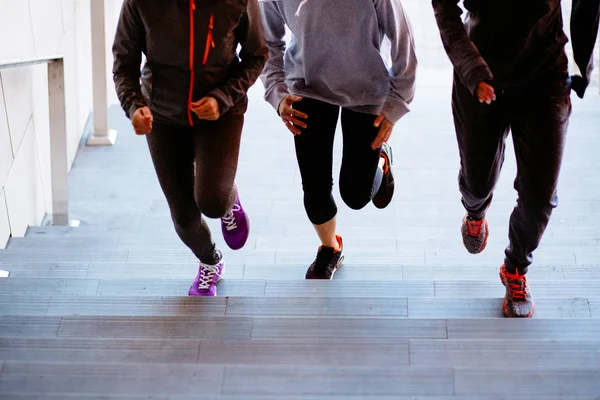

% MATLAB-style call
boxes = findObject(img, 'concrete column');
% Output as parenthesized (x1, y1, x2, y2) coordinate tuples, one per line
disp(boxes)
(87, 0, 118, 146)
(47, 59, 69, 225)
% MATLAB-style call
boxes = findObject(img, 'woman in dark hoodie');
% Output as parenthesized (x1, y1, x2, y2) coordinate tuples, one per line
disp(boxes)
(432, 0, 599, 318)
(113, 0, 268, 296)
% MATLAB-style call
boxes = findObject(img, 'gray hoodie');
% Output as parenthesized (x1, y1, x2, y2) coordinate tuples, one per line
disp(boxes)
(259, 0, 417, 124)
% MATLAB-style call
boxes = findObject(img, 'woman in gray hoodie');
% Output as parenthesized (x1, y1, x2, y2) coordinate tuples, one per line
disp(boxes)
(260, 0, 417, 279)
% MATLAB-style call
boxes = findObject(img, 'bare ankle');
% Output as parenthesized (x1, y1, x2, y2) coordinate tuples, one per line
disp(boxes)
(322, 236, 340, 251)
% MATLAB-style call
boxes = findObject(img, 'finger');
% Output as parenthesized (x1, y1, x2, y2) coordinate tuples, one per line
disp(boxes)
(375, 124, 393, 149)
(371, 132, 385, 150)
(284, 120, 301, 135)
(284, 115, 307, 129)
(196, 111, 218, 119)
(484, 88, 496, 99)
(287, 124, 301, 136)
(192, 104, 210, 113)
(288, 107, 308, 119)
(289, 95, 303, 103)
(483, 86, 496, 100)
(192, 98, 209, 107)
(282, 105, 307, 119)
(133, 123, 150, 135)
(373, 114, 385, 128)
(383, 128, 392, 143)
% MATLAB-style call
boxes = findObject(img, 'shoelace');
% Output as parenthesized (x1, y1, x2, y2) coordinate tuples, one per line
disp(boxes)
(312, 246, 337, 272)
(506, 273, 529, 301)
(465, 218, 483, 237)
(197, 264, 222, 290)
(222, 204, 241, 231)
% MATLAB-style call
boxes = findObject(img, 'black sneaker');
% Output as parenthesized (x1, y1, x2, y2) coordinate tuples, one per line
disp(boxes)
(372, 142, 395, 209)
(305, 235, 344, 280)
(500, 265, 535, 318)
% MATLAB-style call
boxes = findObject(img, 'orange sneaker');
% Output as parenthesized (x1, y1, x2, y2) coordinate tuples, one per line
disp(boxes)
(461, 214, 489, 254)
(500, 264, 535, 318)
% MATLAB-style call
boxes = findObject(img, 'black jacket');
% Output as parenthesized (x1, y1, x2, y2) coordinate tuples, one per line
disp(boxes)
(432, 0, 600, 98)
(113, 0, 268, 126)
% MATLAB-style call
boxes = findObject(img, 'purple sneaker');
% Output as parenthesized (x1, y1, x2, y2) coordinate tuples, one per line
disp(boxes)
(221, 185, 250, 250)
(188, 250, 225, 297)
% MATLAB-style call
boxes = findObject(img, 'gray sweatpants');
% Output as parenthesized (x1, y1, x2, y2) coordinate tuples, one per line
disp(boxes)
(146, 113, 244, 264)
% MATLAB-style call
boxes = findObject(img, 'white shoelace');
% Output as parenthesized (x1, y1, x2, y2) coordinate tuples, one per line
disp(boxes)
(197, 263, 223, 290)
(222, 203, 241, 231)
(295, 0, 309, 16)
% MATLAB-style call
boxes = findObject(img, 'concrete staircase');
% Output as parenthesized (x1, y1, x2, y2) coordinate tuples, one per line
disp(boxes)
(1, 224, 599, 399)
(1, 85, 600, 398)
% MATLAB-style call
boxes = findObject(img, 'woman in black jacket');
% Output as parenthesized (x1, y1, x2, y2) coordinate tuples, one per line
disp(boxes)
(113, 0, 268, 296)
(432, 0, 599, 317)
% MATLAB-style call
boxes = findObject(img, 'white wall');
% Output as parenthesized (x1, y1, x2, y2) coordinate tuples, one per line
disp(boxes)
(0, 0, 94, 247)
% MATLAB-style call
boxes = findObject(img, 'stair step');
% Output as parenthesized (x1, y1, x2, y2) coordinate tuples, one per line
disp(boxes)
(0, 295, 595, 319)
(2, 278, 600, 299)
(3, 316, 599, 341)
(22, 225, 600, 247)
(0, 338, 412, 366)
(1, 261, 578, 281)
(1, 362, 598, 397)
(0, 396, 594, 400)
(0, 338, 200, 364)
(0, 361, 224, 397)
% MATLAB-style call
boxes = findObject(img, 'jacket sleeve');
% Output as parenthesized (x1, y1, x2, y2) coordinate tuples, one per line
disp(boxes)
(375, 0, 418, 124)
(570, 0, 600, 99)
(258, 1, 289, 112)
(431, 0, 493, 95)
(207, 0, 269, 114)
(112, 0, 147, 119)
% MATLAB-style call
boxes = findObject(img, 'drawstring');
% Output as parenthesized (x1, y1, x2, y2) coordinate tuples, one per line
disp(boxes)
(295, 0, 309, 16)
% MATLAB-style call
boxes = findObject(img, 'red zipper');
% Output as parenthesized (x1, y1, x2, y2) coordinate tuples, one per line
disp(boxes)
(203, 14, 215, 65)
(187, 0, 196, 126)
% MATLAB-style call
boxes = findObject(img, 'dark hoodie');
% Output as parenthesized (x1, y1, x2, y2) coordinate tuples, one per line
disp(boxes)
(113, 0, 268, 126)
(432, 0, 599, 98)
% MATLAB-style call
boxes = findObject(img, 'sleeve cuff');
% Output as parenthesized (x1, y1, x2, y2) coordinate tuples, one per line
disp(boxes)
(463, 64, 495, 96)
(382, 98, 410, 125)
(265, 83, 289, 114)
(127, 101, 146, 119)
(207, 89, 233, 115)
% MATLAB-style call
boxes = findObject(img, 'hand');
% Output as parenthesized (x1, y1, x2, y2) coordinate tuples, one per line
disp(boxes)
(191, 97, 220, 121)
(371, 114, 393, 150)
(476, 81, 496, 104)
(131, 106, 153, 135)
(278, 94, 307, 136)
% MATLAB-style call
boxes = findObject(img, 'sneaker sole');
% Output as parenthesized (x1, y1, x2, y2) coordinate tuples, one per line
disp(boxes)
(328, 254, 345, 280)
(373, 144, 394, 209)
(502, 297, 535, 318)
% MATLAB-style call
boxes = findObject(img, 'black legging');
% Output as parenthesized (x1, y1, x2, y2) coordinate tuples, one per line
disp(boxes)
(146, 113, 244, 264)
(292, 97, 383, 225)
